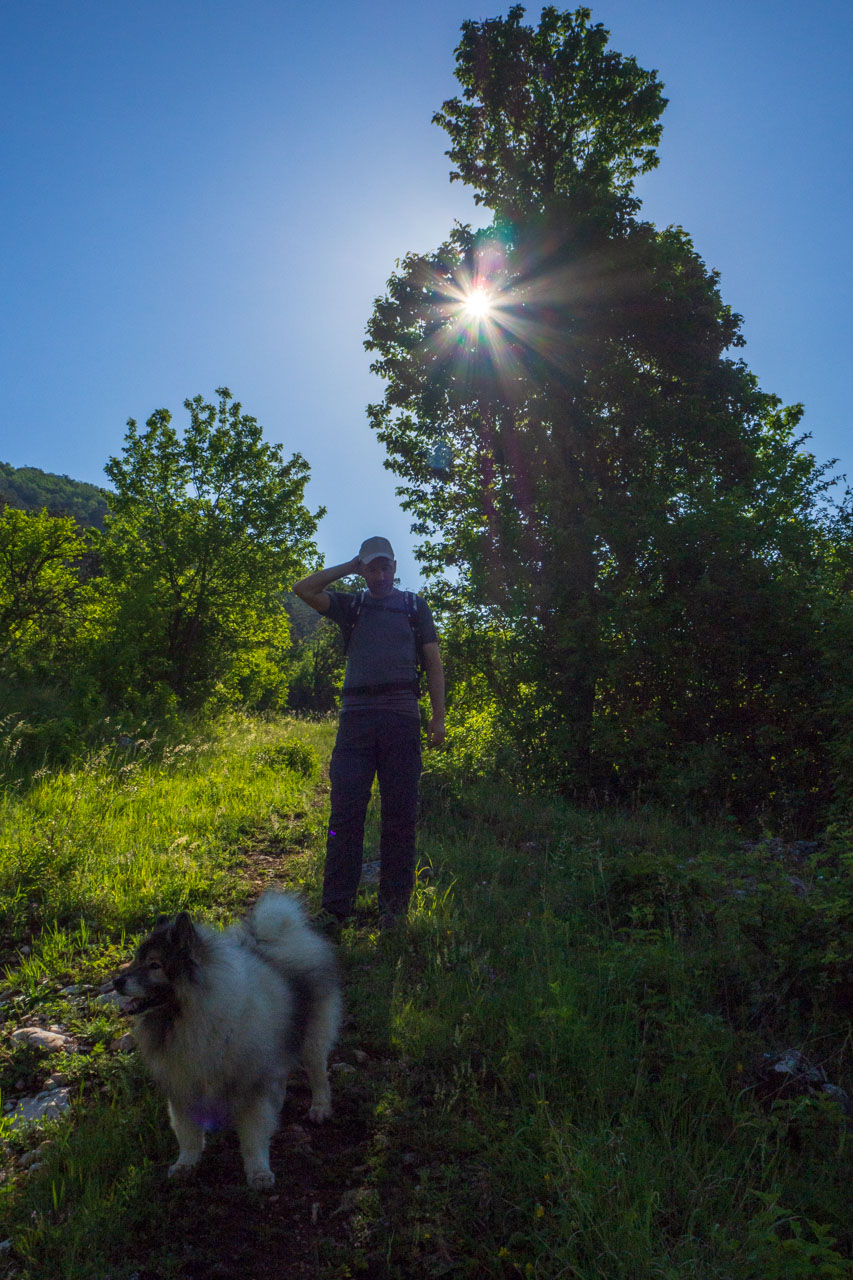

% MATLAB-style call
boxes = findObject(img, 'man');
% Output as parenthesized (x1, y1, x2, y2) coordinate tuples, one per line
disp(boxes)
(293, 537, 445, 926)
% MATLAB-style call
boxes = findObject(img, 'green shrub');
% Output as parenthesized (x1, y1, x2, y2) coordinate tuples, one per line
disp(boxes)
(252, 737, 318, 778)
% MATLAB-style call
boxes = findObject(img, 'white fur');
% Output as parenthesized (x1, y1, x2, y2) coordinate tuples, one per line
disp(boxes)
(122, 892, 341, 1190)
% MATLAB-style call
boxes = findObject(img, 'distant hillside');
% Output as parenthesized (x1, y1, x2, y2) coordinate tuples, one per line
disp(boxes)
(0, 462, 111, 528)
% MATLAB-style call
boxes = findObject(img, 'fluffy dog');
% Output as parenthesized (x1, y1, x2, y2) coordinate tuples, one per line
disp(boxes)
(113, 891, 341, 1189)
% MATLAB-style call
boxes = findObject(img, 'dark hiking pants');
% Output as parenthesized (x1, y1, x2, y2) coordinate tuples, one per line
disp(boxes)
(322, 710, 422, 920)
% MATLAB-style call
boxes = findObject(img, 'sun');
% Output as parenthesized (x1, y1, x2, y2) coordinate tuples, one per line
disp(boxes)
(462, 288, 493, 320)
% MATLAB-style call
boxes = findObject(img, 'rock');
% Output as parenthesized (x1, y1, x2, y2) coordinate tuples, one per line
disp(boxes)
(361, 860, 381, 884)
(6, 1087, 72, 1130)
(11, 1028, 72, 1053)
(18, 1144, 49, 1170)
(331, 1062, 356, 1074)
(765, 1048, 825, 1085)
(331, 1188, 361, 1216)
(353, 1049, 369, 1065)
(110, 1034, 135, 1053)
(752, 1049, 853, 1115)
(95, 990, 122, 1009)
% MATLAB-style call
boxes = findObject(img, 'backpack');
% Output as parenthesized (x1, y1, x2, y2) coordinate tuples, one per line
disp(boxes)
(340, 589, 427, 682)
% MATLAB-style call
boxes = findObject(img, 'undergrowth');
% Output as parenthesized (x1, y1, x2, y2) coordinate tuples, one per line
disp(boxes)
(0, 712, 329, 947)
(0, 716, 852, 1277)
(334, 783, 853, 1277)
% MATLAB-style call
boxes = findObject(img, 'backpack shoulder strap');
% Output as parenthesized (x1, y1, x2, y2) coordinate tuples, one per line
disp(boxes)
(341, 590, 366, 655)
(404, 591, 426, 671)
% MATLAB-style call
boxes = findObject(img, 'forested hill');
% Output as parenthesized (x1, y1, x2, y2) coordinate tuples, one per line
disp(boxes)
(0, 461, 111, 528)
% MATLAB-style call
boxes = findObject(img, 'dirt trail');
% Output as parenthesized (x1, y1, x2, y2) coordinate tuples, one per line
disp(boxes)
(135, 838, 382, 1280)
(140, 1074, 376, 1279)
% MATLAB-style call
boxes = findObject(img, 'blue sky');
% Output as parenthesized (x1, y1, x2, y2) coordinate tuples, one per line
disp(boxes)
(2, 0, 851, 587)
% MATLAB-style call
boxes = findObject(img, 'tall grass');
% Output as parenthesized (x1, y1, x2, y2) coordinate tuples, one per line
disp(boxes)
(1, 721, 852, 1277)
(339, 791, 853, 1277)
(0, 712, 336, 1276)
(0, 713, 334, 946)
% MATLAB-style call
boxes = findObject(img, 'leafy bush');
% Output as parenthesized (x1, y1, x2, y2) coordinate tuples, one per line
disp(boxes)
(252, 737, 318, 778)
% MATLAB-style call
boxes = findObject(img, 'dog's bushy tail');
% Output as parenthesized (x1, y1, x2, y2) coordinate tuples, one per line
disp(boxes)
(248, 892, 335, 978)
(249, 891, 307, 941)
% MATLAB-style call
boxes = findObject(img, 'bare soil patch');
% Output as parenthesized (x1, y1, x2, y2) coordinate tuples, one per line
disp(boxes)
(132, 1073, 377, 1280)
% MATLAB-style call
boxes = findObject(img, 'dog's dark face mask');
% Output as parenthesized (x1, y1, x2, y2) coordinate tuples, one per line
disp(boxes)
(113, 911, 201, 1017)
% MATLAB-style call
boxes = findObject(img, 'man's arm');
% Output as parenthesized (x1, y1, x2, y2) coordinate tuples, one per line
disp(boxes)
(292, 558, 361, 613)
(422, 642, 446, 748)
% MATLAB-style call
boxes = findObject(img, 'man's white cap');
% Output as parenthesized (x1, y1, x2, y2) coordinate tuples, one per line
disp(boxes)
(358, 536, 395, 565)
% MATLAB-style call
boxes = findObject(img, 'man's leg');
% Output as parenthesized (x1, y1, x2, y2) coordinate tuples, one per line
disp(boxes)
(322, 713, 376, 919)
(376, 714, 422, 921)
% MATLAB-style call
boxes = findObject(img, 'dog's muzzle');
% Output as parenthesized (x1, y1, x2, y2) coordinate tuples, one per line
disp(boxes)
(113, 976, 171, 1017)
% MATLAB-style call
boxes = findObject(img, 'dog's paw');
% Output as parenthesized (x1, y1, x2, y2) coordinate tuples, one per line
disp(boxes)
(167, 1159, 198, 1180)
(307, 1102, 332, 1124)
(246, 1167, 276, 1191)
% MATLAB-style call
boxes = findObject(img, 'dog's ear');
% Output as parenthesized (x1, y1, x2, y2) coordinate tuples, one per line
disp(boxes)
(172, 911, 198, 951)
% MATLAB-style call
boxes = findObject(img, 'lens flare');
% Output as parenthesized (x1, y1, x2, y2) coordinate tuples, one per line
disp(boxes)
(463, 288, 493, 319)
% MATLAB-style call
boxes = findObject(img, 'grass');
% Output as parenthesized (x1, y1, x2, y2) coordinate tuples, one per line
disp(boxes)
(0, 711, 335, 1277)
(0, 712, 332, 945)
(335, 791, 853, 1277)
(1, 716, 852, 1277)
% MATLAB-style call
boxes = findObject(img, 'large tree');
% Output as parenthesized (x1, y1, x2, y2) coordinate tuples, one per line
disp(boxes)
(102, 388, 323, 706)
(367, 6, 837, 818)
(433, 2, 665, 222)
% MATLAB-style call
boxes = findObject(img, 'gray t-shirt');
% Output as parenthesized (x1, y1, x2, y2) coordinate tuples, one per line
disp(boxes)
(326, 588, 437, 718)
